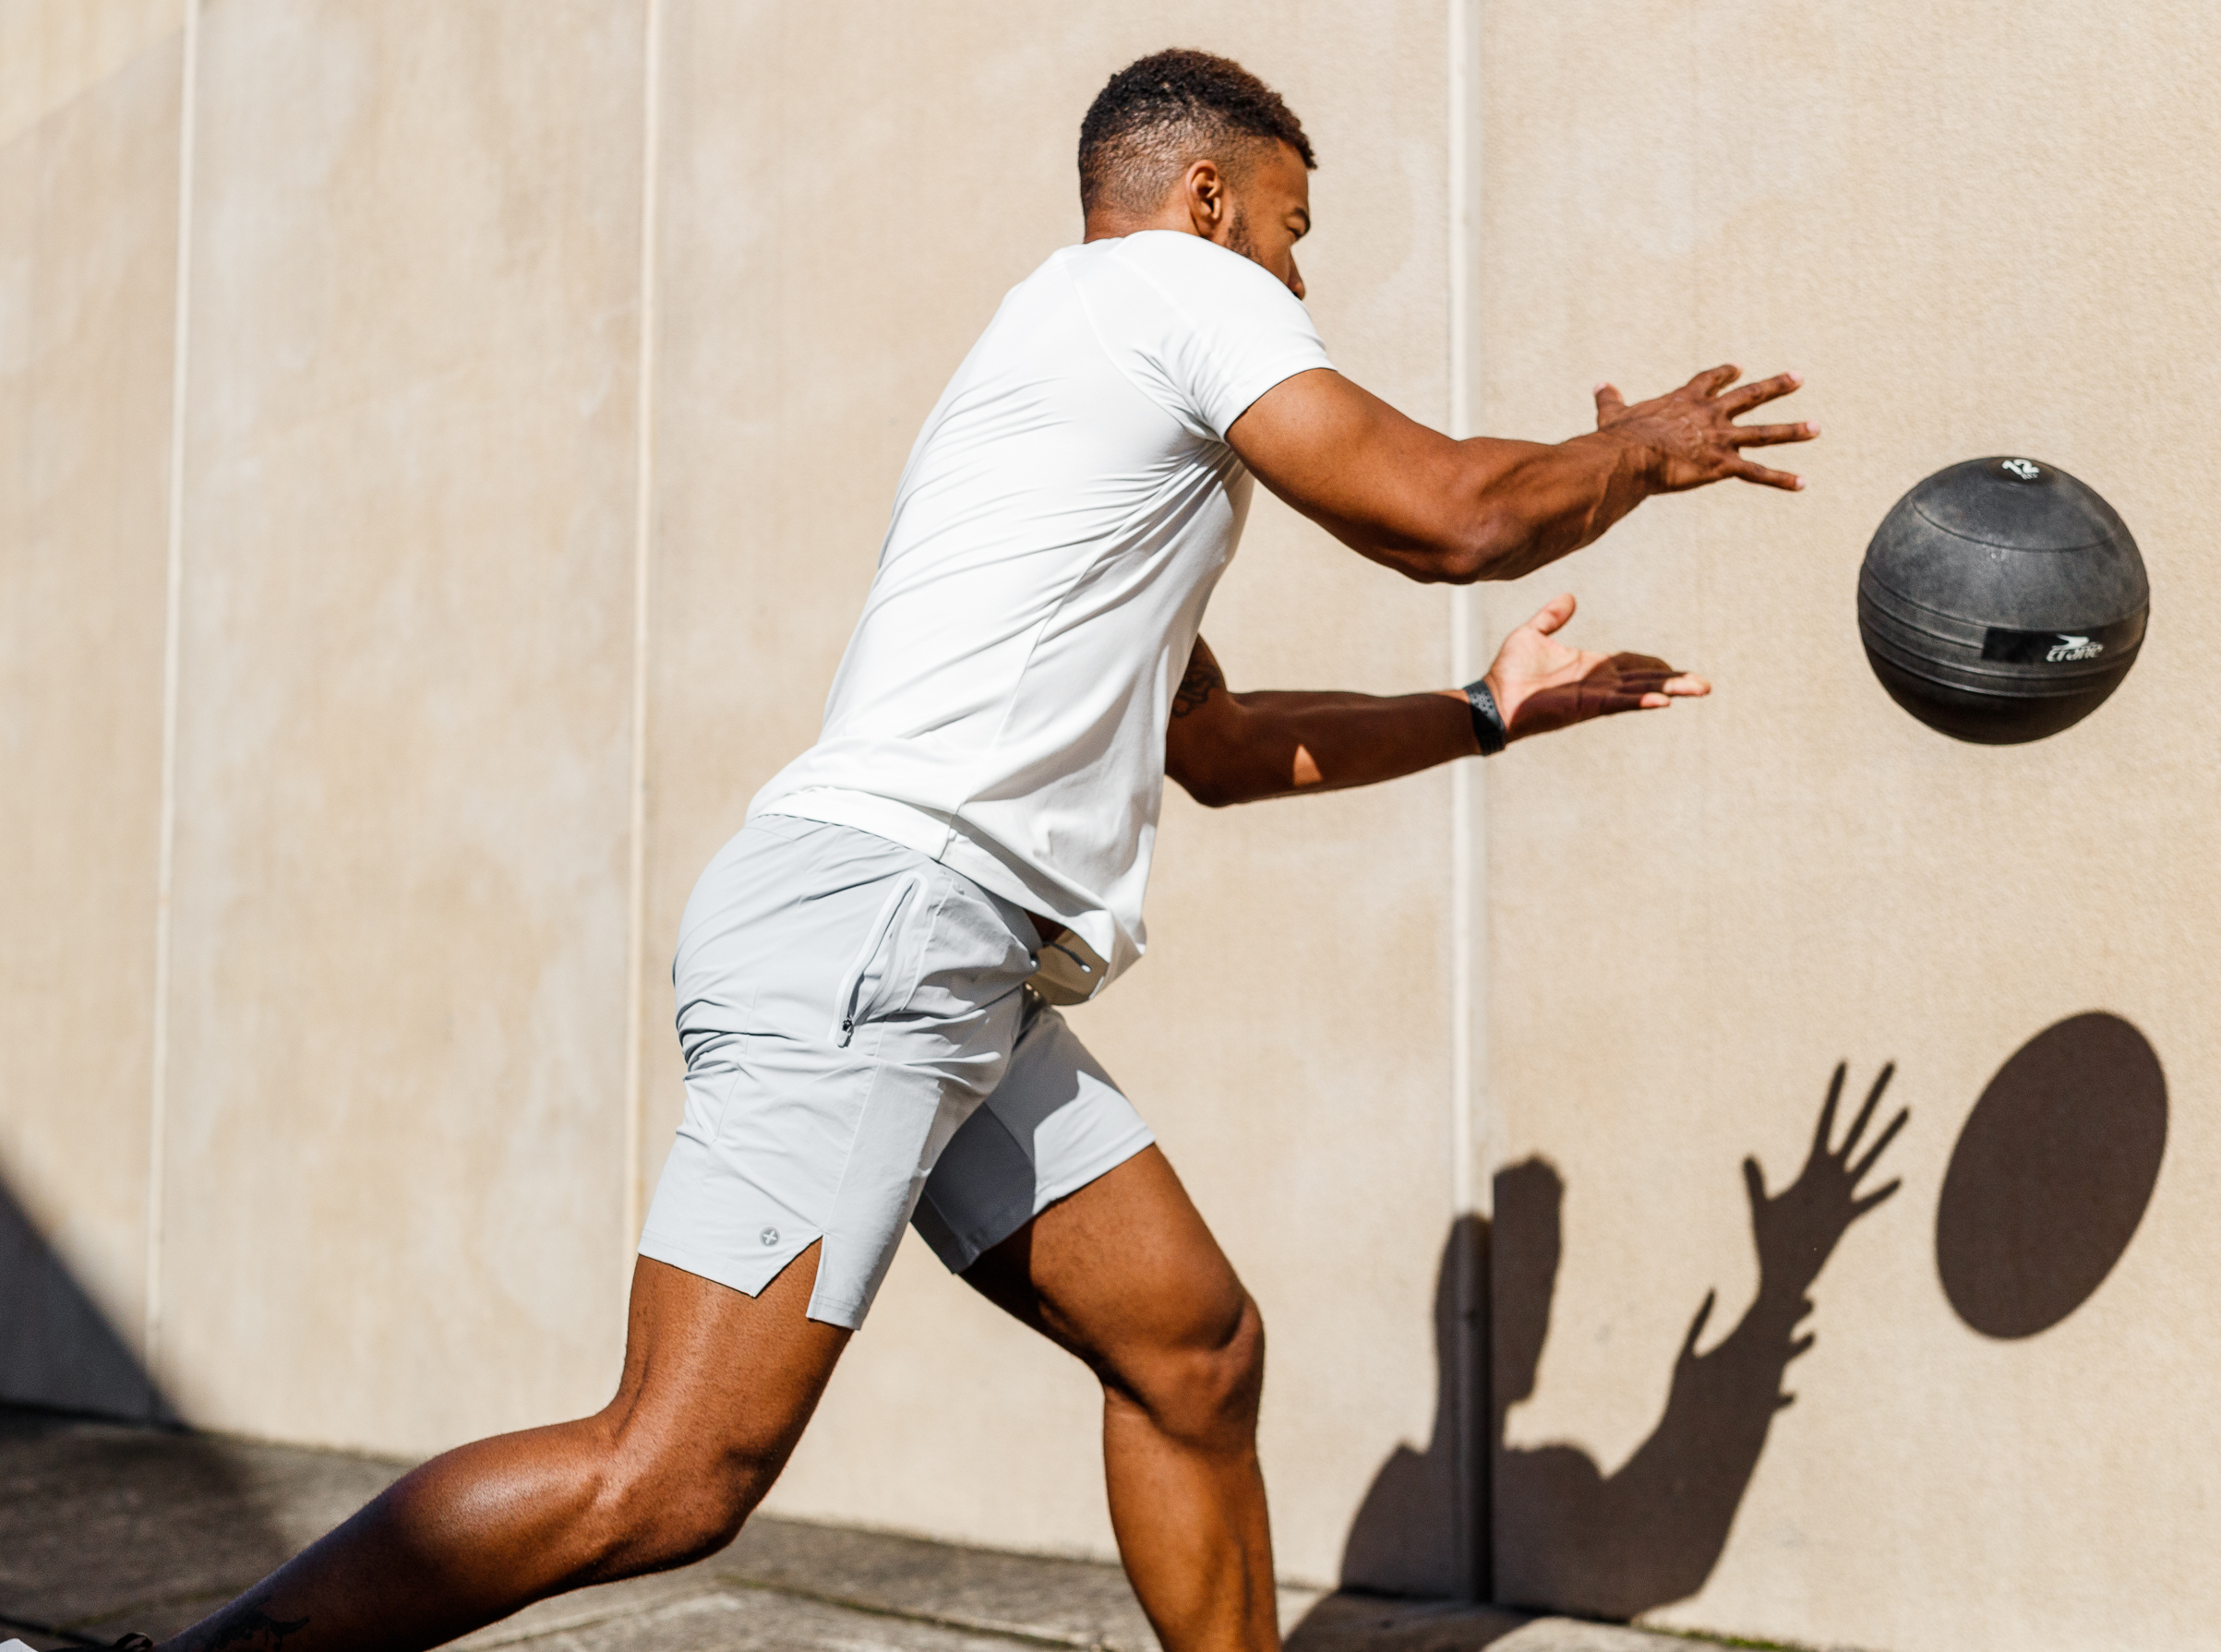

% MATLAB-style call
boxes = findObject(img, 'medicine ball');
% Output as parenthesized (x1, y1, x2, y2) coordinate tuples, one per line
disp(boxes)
(1857, 457, 2147, 745)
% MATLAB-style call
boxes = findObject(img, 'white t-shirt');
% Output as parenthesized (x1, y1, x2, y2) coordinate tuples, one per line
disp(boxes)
(750, 230, 1334, 995)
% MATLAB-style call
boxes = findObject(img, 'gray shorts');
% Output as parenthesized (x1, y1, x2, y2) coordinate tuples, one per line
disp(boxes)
(638, 814, 1154, 1328)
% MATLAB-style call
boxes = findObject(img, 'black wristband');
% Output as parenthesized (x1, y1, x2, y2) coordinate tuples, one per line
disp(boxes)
(1462, 678, 1507, 756)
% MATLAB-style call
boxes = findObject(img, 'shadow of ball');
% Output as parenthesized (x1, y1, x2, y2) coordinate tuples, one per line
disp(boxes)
(1937, 1012, 2166, 1339)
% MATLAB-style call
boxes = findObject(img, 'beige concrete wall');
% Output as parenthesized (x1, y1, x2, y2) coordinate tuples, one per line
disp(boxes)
(16, 1, 2217, 1644)
(0, 0, 182, 1419)
(154, 0, 649, 1445)
(1479, 3, 2221, 1649)
(4, 0, 1477, 1600)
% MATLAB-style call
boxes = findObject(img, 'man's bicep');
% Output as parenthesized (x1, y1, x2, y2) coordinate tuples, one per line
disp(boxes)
(1227, 370, 1467, 557)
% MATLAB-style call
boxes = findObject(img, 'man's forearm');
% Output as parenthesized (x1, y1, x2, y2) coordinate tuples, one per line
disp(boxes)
(1171, 688, 1478, 808)
(1230, 365, 1808, 589)
(1445, 431, 1655, 582)
(1304, 431, 1653, 588)
(1231, 371, 1659, 588)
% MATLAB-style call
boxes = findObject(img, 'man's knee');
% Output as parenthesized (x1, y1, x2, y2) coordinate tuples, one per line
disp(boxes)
(1107, 1289, 1266, 1450)
(581, 1418, 784, 1575)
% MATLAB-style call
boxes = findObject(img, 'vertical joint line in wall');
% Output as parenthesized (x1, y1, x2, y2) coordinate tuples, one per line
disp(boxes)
(1447, 0, 1488, 1603)
(1446, 0, 1481, 1221)
(146, 0, 202, 1399)
(621, 0, 666, 1280)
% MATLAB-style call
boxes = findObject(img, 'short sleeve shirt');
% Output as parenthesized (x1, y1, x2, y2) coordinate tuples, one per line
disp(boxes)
(750, 231, 1335, 992)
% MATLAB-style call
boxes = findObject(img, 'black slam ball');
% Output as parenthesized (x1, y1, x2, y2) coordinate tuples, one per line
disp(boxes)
(1858, 457, 2148, 745)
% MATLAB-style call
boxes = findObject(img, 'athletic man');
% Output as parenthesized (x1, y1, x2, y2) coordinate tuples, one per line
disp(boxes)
(162, 49, 1810, 1652)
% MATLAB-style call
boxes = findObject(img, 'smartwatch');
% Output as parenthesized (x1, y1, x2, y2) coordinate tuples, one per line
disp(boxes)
(1462, 677, 1507, 756)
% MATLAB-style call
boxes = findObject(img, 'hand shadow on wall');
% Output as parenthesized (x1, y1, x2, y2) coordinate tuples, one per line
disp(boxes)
(1339, 1062, 1907, 1622)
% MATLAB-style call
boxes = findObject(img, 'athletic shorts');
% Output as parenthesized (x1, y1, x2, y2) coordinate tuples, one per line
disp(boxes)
(638, 813, 1155, 1328)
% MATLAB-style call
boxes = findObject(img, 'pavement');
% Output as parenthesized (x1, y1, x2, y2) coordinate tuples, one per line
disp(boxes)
(0, 1407, 1723, 1652)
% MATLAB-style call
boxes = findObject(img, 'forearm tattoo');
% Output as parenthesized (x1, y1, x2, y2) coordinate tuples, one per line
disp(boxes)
(202, 1600, 311, 1652)
(1171, 651, 1225, 719)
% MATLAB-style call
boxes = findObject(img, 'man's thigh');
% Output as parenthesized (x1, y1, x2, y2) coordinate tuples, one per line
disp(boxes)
(642, 815, 1037, 1331)
(960, 1146, 1252, 1389)
(608, 1248, 851, 1483)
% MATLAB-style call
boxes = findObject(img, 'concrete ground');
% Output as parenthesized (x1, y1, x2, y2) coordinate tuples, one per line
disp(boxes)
(0, 1407, 1713, 1652)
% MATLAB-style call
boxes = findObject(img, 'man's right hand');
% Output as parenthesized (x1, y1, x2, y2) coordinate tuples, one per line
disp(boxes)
(1227, 363, 1814, 587)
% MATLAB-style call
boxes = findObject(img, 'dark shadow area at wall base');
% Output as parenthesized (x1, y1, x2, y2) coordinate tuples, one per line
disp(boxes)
(0, 1407, 398, 1647)
(1283, 1592, 1531, 1650)
(0, 1174, 306, 1646)
(1339, 1215, 1490, 1599)
(0, 1178, 165, 1425)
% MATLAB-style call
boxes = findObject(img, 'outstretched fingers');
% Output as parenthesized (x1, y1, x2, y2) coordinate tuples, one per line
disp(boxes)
(1839, 1061, 1893, 1157)
(1593, 383, 1628, 425)
(1732, 455, 1807, 491)
(1813, 1062, 1848, 1156)
(1729, 420, 1819, 449)
(1681, 1288, 1718, 1357)
(1586, 688, 1661, 718)
(1849, 1107, 1911, 1186)
(1525, 593, 1578, 635)
(1718, 371, 1803, 415)
(1599, 652, 1707, 710)
(1686, 363, 1742, 397)
(1852, 1176, 1904, 1218)
(1630, 672, 1711, 710)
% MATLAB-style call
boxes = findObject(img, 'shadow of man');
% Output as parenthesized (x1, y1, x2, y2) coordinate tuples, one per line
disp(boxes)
(1337, 1062, 1906, 1623)
(1491, 1063, 1907, 1619)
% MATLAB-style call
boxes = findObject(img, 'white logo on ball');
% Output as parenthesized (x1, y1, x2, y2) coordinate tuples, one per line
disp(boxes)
(2001, 459, 2042, 481)
(2047, 634, 2103, 663)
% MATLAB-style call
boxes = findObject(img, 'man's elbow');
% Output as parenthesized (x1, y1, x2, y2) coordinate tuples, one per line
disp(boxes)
(1363, 515, 1531, 585)
(1377, 534, 1508, 586)
(1171, 769, 1243, 809)
(1434, 510, 1547, 583)
(1426, 539, 1499, 584)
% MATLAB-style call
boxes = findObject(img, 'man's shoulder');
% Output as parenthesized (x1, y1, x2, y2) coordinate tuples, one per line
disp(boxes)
(1084, 230, 1291, 293)
(1067, 233, 1312, 349)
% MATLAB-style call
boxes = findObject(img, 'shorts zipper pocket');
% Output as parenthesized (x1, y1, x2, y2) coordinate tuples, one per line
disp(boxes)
(831, 878, 920, 1047)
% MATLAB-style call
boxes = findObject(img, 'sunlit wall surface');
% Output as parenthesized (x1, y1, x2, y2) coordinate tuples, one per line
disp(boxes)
(1478, 6, 2220, 1649)
(4, 5, 2215, 1648)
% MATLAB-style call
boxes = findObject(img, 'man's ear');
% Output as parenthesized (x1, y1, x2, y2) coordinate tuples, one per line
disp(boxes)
(1182, 159, 1228, 235)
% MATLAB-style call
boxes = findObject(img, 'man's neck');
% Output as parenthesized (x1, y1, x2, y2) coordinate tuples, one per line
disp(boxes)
(1082, 208, 1203, 245)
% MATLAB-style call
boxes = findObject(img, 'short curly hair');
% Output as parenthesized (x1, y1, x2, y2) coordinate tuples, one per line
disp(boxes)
(1078, 49, 1315, 217)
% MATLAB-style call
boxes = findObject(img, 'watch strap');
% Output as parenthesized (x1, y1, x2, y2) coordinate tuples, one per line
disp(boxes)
(1463, 678, 1507, 756)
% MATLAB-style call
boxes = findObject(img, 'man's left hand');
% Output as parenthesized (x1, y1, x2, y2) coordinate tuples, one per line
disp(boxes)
(1484, 593, 1710, 742)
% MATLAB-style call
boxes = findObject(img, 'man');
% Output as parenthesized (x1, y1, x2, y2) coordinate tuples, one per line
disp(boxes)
(161, 48, 1809, 1652)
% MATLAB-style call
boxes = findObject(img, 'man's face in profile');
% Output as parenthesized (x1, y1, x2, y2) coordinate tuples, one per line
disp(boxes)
(1219, 139, 1312, 299)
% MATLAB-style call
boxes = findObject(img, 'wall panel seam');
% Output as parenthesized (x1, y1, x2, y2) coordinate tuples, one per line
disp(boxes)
(621, 0, 666, 1279)
(145, 0, 202, 1400)
(1446, 0, 1488, 1601)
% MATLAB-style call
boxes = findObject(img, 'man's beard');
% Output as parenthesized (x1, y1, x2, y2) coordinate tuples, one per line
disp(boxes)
(1224, 201, 1255, 260)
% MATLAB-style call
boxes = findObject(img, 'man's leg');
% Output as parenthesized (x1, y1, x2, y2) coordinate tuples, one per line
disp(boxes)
(161, 1251, 848, 1652)
(961, 1145, 1276, 1652)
